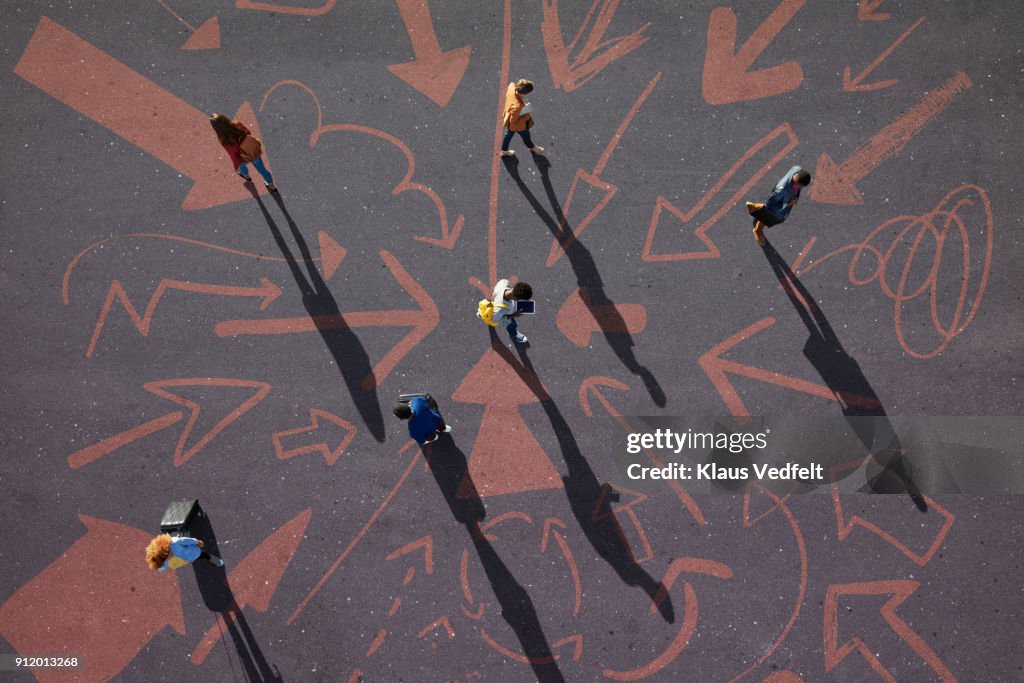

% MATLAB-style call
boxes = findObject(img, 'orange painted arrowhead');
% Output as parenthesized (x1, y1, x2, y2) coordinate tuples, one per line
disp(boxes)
(811, 152, 865, 205)
(316, 231, 347, 280)
(388, 46, 472, 107)
(192, 509, 312, 664)
(702, 0, 806, 105)
(452, 349, 561, 498)
(556, 288, 646, 347)
(181, 16, 221, 50)
(0, 515, 185, 683)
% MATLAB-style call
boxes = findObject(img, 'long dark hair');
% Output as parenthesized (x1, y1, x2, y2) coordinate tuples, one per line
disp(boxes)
(210, 113, 246, 146)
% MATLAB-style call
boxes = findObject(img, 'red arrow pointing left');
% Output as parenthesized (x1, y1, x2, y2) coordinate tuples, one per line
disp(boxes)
(702, 0, 807, 105)
(699, 317, 881, 418)
(387, 0, 471, 107)
(15, 17, 268, 210)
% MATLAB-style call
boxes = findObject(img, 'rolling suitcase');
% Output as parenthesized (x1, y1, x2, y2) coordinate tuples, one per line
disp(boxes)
(160, 499, 201, 536)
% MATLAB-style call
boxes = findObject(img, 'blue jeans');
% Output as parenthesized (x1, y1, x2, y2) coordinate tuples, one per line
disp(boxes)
(505, 317, 519, 338)
(501, 128, 536, 151)
(238, 157, 274, 185)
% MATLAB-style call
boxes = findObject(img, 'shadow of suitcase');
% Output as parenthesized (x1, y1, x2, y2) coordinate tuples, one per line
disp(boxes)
(160, 499, 202, 536)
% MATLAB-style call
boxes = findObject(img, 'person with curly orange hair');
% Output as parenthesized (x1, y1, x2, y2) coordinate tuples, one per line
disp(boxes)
(146, 533, 223, 572)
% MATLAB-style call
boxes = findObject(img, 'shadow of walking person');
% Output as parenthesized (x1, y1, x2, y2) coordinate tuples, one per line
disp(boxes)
(187, 512, 284, 681)
(760, 241, 926, 511)
(423, 436, 566, 682)
(483, 331, 675, 623)
(502, 156, 666, 407)
(246, 186, 385, 442)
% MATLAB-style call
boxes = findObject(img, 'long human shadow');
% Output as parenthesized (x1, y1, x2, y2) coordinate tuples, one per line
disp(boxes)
(422, 436, 566, 682)
(502, 156, 666, 407)
(247, 187, 385, 441)
(189, 511, 284, 682)
(760, 241, 926, 510)
(484, 331, 675, 622)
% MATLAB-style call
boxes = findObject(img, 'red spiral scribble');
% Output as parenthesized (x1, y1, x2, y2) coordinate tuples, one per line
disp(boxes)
(795, 184, 994, 359)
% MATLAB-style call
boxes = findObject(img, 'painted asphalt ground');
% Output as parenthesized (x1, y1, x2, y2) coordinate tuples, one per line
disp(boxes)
(1, 1, 1022, 681)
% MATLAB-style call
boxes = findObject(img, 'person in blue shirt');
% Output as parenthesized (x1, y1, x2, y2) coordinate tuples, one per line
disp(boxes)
(146, 534, 224, 571)
(393, 396, 451, 445)
(746, 166, 811, 246)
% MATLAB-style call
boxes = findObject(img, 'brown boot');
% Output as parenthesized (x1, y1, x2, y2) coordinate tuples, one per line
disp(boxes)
(753, 221, 766, 246)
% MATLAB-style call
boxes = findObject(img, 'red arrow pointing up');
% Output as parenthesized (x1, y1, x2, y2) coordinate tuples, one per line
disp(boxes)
(812, 70, 972, 204)
(452, 348, 562, 498)
(702, 0, 807, 105)
(825, 581, 956, 681)
(387, 0, 471, 107)
(15, 17, 269, 210)
(0, 515, 185, 683)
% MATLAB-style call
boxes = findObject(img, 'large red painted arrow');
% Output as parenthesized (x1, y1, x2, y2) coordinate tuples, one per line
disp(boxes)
(699, 317, 881, 418)
(191, 509, 313, 665)
(0, 515, 185, 683)
(452, 348, 562, 498)
(542, 0, 651, 92)
(556, 288, 647, 347)
(812, 70, 972, 204)
(843, 16, 925, 92)
(643, 123, 799, 261)
(15, 17, 268, 210)
(702, 0, 807, 105)
(86, 276, 282, 358)
(547, 72, 660, 267)
(387, 0, 471, 107)
(68, 378, 271, 468)
(215, 250, 438, 390)
(272, 409, 357, 466)
(825, 581, 956, 681)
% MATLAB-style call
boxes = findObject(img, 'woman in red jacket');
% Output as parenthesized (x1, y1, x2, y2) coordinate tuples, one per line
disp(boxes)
(209, 113, 277, 191)
(500, 79, 544, 157)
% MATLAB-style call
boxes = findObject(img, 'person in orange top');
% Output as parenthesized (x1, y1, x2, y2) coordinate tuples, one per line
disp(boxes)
(500, 79, 545, 157)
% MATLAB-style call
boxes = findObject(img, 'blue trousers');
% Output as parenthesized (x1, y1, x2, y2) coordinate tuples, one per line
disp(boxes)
(238, 157, 274, 185)
(501, 128, 536, 151)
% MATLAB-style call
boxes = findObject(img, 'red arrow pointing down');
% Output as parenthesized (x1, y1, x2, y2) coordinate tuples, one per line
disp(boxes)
(15, 17, 269, 210)
(702, 0, 807, 105)
(387, 0, 471, 107)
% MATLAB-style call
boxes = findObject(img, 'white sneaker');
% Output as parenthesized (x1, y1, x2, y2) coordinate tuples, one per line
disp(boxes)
(442, 426, 452, 433)
(499, 150, 516, 157)
(514, 333, 528, 343)
(529, 146, 545, 155)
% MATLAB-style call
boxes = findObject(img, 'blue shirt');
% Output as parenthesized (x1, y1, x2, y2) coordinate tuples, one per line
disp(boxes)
(158, 537, 202, 571)
(407, 396, 443, 444)
(764, 165, 803, 221)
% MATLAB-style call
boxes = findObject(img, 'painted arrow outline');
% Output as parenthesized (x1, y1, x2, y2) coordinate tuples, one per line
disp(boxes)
(272, 409, 358, 466)
(825, 581, 957, 681)
(642, 123, 799, 262)
(67, 378, 272, 469)
(260, 79, 464, 249)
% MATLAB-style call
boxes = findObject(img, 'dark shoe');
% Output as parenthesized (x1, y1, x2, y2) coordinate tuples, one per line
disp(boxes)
(238, 172, 252, 182)
(265, 182, 278, 192)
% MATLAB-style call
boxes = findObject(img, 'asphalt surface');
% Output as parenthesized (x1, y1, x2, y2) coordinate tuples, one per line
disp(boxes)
(1, 1, 1022, 681)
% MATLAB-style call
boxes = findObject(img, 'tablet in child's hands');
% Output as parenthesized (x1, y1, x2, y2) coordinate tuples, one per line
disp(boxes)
(516, 300, 535, 314)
